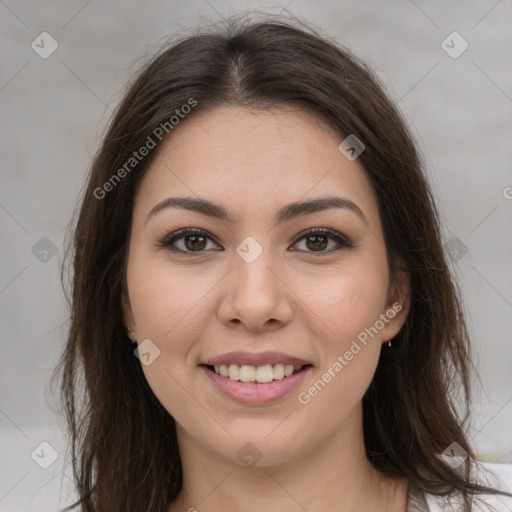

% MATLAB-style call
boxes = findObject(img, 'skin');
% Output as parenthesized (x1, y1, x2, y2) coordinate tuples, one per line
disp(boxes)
(123, 105, 411, 512)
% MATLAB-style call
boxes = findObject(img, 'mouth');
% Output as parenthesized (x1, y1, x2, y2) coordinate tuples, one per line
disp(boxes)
(202, 363, 313, 384)
(199, 362, 314, 405)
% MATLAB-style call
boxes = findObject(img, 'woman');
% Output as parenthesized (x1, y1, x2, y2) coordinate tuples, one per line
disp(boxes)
(54, 14, 512, 512)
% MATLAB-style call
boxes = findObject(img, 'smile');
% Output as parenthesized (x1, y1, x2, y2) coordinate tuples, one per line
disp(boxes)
(207, 363, 306, 383)
(200, 364, 313, 405)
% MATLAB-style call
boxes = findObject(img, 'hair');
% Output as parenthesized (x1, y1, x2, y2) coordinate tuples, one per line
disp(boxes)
(52, 12, 512, 512)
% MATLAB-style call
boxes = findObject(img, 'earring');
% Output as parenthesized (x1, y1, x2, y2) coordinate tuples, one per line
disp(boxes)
(388, 340, 392, 347)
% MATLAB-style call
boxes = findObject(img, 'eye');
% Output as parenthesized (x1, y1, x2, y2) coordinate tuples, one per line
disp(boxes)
(159, 227, 352, 255)
(159, 228, 221, 254)
(290, 228, 353, 254)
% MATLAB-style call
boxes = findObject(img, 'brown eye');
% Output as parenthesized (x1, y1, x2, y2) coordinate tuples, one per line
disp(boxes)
(183, 234, 207, 251)
(304, 234, 328, 252)
(291, 228, 352, 254)
(160, 229, 220, 254)
(159, 227, 352, 256)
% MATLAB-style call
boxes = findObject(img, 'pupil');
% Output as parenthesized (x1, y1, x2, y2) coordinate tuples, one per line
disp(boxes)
(185, 235, 206, 251)
(306, 234, 327, 251)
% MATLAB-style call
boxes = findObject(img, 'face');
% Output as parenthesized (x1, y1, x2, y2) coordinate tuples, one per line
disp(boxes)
(123, 105, 410, 467)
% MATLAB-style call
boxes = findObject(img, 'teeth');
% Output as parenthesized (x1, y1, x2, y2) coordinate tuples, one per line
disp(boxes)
(228, 364, 240, 381)
(273, 363, 285, 380)
(256, 365, 274, 383)
(213, 363, 304, 383)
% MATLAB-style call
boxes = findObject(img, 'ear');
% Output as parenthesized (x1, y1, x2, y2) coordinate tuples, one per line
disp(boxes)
(380, 268, 411, 344)
(121, 292, 138, 342)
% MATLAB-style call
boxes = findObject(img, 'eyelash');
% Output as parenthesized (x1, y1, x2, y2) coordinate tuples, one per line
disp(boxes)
(158, 227, 353, 256)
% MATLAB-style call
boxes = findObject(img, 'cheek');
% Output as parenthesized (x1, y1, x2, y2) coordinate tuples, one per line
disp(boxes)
(294, 261, 389, 347)
(127, 253, 217, 343)
(126, 255, 219, 420)
(290, 257, 389, 410)
(294, 270, 387, 425)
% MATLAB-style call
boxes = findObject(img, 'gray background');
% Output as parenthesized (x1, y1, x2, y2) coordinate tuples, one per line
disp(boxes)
(1, 1, 511, 510)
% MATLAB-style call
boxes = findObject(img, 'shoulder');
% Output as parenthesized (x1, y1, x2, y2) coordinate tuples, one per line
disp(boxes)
(424, 462, 512, 512)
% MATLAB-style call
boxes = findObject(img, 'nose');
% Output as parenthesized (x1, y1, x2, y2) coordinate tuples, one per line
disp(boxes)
(217, 250, 294, 333)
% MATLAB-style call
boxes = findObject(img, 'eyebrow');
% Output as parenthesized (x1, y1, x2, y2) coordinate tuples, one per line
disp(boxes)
(145, 195, 368, 226)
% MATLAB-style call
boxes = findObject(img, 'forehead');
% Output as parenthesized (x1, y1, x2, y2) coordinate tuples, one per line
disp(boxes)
(135, 105, 380, 227)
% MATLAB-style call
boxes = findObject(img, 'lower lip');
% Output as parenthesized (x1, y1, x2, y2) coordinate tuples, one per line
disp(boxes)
(200, 365, 313, 405)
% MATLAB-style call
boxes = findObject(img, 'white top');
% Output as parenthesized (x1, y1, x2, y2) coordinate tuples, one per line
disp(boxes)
(419, 462, 512, 511)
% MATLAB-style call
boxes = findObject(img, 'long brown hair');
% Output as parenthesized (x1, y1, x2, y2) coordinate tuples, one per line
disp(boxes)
(52, 13, 512, 511)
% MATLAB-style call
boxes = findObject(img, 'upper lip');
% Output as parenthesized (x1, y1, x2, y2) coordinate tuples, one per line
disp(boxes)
(202, 351, 312, 367)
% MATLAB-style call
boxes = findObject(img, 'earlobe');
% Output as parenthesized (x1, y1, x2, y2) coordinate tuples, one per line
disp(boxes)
(127, 325, 137, 342)
(121, 293, 138, 341)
